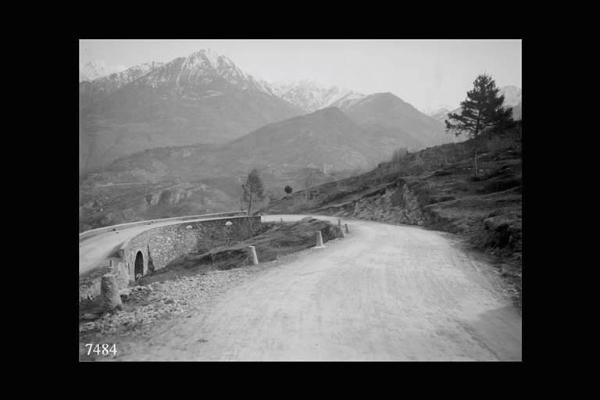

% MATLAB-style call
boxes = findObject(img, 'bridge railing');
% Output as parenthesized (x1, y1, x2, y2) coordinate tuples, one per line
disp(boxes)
(79, 211, 247, 241)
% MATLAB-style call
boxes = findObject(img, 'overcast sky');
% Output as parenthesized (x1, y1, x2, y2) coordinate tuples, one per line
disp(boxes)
(80, 39, 521, 113)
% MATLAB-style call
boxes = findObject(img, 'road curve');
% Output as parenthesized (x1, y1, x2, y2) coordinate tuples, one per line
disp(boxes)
(118, 214, 522, 361)
(79, 214, 242, 275)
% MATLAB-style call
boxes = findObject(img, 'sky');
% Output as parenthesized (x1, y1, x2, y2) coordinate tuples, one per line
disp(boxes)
(80, 39, 521, 113)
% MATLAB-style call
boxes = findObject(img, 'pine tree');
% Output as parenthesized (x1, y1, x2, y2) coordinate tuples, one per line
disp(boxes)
(242, 169, 265, 216)
(445, 74, 514, 138)
(445, 74, 514, 176)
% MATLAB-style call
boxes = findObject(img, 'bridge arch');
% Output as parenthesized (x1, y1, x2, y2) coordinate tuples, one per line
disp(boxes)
(134, 251, 144, 280)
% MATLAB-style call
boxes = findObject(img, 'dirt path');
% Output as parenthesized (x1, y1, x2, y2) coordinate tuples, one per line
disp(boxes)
(111, 215, 521, 361)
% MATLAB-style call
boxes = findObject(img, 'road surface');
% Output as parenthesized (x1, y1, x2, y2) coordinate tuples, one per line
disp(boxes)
(117, 214, 522, 361)
(79, 214, 241, 275)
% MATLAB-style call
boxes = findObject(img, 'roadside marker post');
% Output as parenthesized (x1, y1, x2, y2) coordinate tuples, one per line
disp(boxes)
(315, 231, 325, 248)
(248, 245, 259, 265)
(101, 273, 122, 311)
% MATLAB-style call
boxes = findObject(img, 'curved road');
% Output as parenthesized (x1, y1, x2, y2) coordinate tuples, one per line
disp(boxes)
(79, 214, 241, 275)
(117, 214, 522, 361)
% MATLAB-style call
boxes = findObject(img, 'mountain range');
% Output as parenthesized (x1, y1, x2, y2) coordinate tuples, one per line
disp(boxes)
(79, 95, 448, 231)
(79, 50, 303, 175)
(80, 49, 459, 176)
(79, 48, 516, 230)
(270, 80, 365, 113)
(79, 61, 165, 109)
(83, 105, 428, 191)
(79, 61, 127, 82)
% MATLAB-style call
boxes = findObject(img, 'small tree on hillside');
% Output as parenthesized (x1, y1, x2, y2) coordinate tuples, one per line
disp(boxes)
(242, 169, 265, 216)
(445, 74, 514, 176)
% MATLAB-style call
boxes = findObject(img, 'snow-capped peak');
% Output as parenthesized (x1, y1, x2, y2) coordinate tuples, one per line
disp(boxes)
(180, 49, 249, 81)
(269, 80, 366, 112)
(79, 60, 127, 82)
(179, 49, 259, 88)
(183, 49, 226, 70)
(130, 49, 276, 96)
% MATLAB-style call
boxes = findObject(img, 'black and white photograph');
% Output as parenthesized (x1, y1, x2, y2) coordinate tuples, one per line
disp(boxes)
(78, 39, 522, 362)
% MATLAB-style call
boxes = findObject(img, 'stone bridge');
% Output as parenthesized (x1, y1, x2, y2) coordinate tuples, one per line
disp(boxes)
(79, 214, 261, 301)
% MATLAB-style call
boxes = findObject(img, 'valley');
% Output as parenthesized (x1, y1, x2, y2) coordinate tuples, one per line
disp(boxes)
(79, 49, 465, 231)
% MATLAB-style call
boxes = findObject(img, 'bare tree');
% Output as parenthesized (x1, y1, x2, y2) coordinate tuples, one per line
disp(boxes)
(241, 169, 265, 216)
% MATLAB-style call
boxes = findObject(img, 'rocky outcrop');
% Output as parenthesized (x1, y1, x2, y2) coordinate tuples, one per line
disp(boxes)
(318, 180, 428, 226)
(350, 183, 425, 225)
(144, 188, 193, 208)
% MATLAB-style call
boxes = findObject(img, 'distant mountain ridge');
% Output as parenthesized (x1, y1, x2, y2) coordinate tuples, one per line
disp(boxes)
(79, 107, 387, 230)
(343, 92, 452, 150)
(428, 107, 451, 122)
(79, 61, 127, 82)
(269, 80, 366, 113)
(80, 50, 450, 178)
(80, 102, 453, 228)
(79, 61, 164, 109)
(85, 106, 414, 186)
(80, 49, 488, 230)
(79, 49, 303, 175)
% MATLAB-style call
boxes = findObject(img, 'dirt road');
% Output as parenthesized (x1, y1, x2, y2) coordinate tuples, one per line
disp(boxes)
(115, 215, 521, 361)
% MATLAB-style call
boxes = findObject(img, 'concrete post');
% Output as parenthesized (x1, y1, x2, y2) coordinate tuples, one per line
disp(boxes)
(345, 224, 349, 234)
(315, 231, 325, 248)
(101, 273, 122, 311)
(248, 245, 259, 265)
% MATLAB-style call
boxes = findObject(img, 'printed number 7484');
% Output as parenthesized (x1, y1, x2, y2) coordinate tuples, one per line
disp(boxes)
(85, 343, 117, 356)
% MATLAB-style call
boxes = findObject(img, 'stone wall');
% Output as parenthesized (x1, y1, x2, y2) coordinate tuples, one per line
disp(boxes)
(79, 216, 261, 302)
